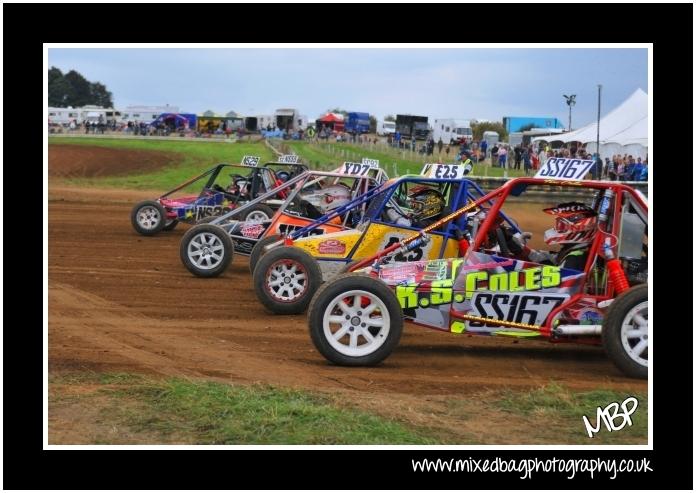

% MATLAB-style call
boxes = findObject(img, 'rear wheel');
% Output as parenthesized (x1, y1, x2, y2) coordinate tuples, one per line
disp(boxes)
(180, 224, 234, 277)
(602, 284, 648, 379)
(249, 234, 282, 275)
(242, 204, 274, 223)
(308, 273, 403, 366)
(131, 200, 166, 236)
(253, 246, 322, 315)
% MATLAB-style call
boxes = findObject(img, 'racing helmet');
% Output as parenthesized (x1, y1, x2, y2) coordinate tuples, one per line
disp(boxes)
(276, 170, 291, 182)
(408, 186, 445, 222)
(300, 184, 351, 213)
(543, 202, 597, 245)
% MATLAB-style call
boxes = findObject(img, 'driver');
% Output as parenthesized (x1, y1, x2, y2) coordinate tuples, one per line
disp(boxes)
(384, 186, 446, 228)
(541, 201, 598, 270)
(483, 201, 598, 269)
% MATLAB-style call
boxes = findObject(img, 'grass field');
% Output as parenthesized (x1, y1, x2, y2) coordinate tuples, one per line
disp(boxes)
(49, 372, 647, 445)
(49, 136, 526, 192)
(49, 136, 276, 190)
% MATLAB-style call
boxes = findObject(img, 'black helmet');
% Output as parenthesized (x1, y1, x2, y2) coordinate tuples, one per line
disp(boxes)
(408, 186, 445, 222)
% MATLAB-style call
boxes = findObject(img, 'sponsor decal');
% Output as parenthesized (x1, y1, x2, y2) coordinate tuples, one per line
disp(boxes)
(240, 223, 266, 239)
(318, 239, 347, 254)
(277, 223, 325, 237)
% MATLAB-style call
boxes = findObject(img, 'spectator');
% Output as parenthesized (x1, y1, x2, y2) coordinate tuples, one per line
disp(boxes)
(605, 157, 615, 180)
(491, 144, 499, 166)
(538, 147, 547, 167)
(514, 145, 523, 170)
(480, 139, 488, 161)
(437, 138, 443, 154)
(522, 147, 531, 175)
(498, 145, 508, 169)
(631, 157, 645, 181)
(445, 145, 450, 157)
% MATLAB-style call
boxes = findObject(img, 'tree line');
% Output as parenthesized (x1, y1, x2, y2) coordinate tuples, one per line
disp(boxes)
(48, 67, 114, 108)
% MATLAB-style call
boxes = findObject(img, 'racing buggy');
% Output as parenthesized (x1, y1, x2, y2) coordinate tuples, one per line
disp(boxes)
(252, 163, 510, 314)
(130, 155, 307, 235)
(179, 159, 389, 277)
(307, 159, 649, 379)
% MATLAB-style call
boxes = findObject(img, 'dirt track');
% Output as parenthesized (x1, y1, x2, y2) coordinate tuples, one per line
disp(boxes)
(48, 144, 179, 178)
(48, 184, 647, 397)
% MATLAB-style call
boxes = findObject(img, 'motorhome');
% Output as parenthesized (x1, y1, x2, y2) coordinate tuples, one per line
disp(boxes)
(48, 107, 81, 125)
(432, 118, 474, 145)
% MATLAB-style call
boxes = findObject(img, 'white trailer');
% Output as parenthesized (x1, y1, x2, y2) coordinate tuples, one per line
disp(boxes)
(120, 105, 179, 124)
(432, 118, 473, 145)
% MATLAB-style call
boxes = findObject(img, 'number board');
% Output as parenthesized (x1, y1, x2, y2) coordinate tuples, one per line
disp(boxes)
(241, 155, 261, 167)
(535, 158, 594, 180)
(361, 158, 380, 169)
(340, 161, 372, 176)
(420, 163, 465, 179)
(277, 154, 300, 164)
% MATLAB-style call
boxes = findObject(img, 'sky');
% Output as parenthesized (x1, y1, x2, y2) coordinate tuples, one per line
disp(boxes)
(48, 47, 648, 128)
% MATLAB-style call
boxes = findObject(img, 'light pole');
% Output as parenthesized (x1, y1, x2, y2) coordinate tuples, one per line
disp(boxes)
(563, 94, 576, 131)
(596, 85, 602, 176)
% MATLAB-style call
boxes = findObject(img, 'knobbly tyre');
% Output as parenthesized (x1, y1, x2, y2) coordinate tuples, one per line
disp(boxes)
(179, 159, 389, 277)
(307, 159, 649, 379)
(130, 155, 308, 235)
(253, 162, 512, 314)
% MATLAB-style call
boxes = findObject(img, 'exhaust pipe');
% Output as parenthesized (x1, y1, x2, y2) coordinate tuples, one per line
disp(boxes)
(554, 324, 602, 336)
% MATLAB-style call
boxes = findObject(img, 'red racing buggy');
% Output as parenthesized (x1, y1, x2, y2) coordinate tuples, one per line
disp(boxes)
(307, 165, 649, 379)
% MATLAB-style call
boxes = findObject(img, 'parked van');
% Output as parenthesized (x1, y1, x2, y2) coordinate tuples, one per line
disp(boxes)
(377, 120, 396, 136)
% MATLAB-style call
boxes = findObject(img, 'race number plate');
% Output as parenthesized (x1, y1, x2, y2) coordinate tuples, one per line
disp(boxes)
(277, 154, 300, 164)
(467, 291, 569, 330)
(340, 161, 372, 176)
(535, 158, 594, 180)
(421, 163, 466, 179)
(361, 158, 380, 169)
(241, 155, 261, 167)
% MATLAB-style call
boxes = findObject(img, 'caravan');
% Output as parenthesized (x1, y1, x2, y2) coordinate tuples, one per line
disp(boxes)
(432, 119, 473, 145)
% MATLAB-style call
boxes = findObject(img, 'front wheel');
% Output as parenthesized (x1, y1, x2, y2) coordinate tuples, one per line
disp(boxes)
(308, 273, 403, 366)
(602, 284, 648, 379)
(180, 224, 234, 277)
(253, 246, 322, 315)
(131, 200, 166, 236)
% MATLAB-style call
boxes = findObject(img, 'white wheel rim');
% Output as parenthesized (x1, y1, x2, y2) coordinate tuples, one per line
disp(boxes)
(137, 206, 161, 230)
(165, 219, 175, 227)
(246, 210, 270, 223)
(620, 301, 648, 367)
(265, 260, 308, 302)
(322, 290, 390, 357)
(187, 231, 225, 270)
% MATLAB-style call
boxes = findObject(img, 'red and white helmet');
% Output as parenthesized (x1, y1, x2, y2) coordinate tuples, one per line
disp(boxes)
(543, 202, 597, 245)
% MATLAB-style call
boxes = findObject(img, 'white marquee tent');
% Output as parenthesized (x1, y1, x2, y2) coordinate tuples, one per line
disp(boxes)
(533, 88, 648, 159)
